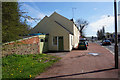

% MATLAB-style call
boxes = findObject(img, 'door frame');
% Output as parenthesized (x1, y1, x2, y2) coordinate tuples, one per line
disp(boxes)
(58, 36, 64, 51)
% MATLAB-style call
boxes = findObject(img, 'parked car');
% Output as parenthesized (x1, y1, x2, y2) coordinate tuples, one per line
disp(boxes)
(79, 38, 89, 46)
(85, 41, 89, 46)
(80, 38, 86, 41)
(102, 40, 111, 46)
(78, 41, 87, 50)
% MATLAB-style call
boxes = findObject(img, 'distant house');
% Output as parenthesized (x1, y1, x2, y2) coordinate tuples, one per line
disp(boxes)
(105, 33, 114, 42)
(105, 32, 120, 43)
(30, 12, 80, 51)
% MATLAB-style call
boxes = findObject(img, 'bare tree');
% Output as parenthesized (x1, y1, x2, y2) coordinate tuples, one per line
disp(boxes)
(76, 19, 89, 37)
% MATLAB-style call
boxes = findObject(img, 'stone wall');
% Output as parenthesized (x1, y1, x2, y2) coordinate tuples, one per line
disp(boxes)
(2, 36, 40, 57)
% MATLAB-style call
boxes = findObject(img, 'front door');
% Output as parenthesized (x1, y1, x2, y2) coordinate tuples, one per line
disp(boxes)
(58, 37, 64, 51)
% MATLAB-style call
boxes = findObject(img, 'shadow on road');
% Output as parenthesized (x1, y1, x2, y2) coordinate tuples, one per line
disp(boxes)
(35, 67, 116, 80)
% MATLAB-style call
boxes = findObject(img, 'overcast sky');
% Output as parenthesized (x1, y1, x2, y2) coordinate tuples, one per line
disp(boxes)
(19, 2, 120, 37)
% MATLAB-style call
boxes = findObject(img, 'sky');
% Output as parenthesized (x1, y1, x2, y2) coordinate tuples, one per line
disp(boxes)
(118, 1, 120, 32)
(19, 2, 119, 37)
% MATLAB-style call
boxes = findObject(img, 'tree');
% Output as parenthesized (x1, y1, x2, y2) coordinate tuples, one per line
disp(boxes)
(2, 2, 32, 43)
(102, 26, 105, 39)
(100, 29, 103, 39)
(96, 26, 105, 40)
(102, 26, 105, 35)
(76, 18, 89, 37)
(97, 30, 100, 40)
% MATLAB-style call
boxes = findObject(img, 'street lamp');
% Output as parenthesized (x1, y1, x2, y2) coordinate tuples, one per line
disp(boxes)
(114, 0, 118, 69)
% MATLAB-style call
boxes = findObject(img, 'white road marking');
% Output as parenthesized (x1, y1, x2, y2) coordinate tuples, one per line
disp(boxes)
(98, 44, 114, 55)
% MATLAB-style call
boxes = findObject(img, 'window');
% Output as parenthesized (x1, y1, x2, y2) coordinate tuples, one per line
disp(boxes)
(40, 39, 44, 42)
(53, 36, 57, 45)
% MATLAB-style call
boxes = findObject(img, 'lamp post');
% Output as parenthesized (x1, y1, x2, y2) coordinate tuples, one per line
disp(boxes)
(114, 0, 118, 69)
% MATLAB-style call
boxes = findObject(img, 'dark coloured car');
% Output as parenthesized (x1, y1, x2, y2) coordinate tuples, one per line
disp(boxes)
(80, 38, 89, 46)
(78, 41, 87, 50)
(102, 40, 111, 46)
(85, 41, 89, 46)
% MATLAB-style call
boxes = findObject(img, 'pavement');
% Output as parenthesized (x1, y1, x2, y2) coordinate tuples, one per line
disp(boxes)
(35, 43, 119, 79)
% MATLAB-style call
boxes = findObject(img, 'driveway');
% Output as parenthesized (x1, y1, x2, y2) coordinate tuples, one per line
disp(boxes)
(36, 43, 118, 79)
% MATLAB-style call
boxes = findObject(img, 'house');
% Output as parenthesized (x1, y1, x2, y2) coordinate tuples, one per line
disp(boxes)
(30, 12, 80, 52)
(105, 32, 120, 43)
(105, 33, 114, 42)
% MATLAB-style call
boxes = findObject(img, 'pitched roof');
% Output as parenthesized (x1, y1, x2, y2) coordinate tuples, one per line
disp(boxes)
(50, 12, 74, 23)
(54, 21, 73, 35)
(32, 12, 79, 35)
(50, 12, 79, 31)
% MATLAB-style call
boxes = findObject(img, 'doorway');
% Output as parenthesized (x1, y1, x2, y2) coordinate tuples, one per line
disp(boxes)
(58, 36, 64, 51)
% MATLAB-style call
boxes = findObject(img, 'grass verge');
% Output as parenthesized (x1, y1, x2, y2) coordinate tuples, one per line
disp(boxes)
(2, 53, 60, 79)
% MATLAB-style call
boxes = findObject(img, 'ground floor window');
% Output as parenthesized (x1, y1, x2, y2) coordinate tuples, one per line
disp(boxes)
(53, 36, 57, 45)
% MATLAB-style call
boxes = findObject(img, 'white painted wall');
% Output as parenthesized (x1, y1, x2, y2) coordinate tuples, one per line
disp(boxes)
(69, 34, 73, 51)
(73, 24, 80, 48)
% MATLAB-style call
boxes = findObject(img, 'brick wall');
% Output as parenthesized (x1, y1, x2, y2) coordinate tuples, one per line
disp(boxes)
(8, 36, 39, 45)
(2, 36, 40, 57)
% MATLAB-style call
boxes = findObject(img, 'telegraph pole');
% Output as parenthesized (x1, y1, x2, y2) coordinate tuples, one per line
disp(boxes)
(114, 0, 118, 69)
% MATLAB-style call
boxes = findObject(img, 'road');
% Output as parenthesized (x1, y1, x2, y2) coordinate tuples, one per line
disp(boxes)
(95, 41, 120, 56)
